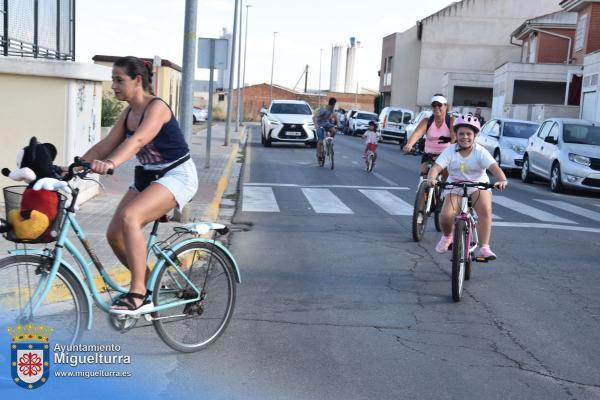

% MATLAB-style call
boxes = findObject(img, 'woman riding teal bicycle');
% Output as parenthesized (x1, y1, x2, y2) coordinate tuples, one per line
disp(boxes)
(427, 114, 507, 260)
(81, 56, 198, 315)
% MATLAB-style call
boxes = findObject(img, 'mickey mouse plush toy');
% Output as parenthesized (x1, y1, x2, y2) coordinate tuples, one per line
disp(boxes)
(0, 137, 69, 241)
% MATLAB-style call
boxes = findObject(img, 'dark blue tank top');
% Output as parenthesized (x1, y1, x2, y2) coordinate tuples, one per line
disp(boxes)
(124, 97, 189, 165)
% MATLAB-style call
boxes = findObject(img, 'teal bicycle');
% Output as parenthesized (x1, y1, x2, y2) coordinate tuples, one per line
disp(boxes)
(0, 159, 240, 352)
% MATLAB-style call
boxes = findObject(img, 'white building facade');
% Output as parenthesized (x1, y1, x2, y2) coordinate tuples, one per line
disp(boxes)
(381, 0, 560, 116)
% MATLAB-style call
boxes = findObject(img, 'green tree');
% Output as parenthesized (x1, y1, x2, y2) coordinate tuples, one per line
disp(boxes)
(101, 90, 126, 127)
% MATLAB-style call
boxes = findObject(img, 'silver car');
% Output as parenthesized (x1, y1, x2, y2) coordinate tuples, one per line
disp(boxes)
(477, 118, 540, 170)
(521, 118, 600, 193)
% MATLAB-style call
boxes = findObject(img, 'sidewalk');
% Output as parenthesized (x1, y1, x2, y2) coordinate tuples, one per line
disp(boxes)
(0, 122, 247, 281)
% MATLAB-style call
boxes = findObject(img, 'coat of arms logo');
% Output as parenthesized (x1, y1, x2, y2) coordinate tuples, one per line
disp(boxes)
(8, 323, 53, 389)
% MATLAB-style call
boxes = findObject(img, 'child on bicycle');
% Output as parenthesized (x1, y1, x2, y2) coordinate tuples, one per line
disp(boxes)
(426, 114, 507, 260)
(362, 120, 378, 159)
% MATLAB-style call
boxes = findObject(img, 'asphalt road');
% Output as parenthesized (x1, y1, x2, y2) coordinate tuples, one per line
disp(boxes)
(223, 126, 600, 399)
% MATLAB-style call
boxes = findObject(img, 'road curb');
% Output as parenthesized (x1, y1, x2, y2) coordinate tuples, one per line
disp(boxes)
(202, 125, 247, 223)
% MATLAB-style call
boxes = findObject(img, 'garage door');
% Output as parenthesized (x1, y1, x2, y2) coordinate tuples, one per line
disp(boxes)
(581, 91, 598, 121)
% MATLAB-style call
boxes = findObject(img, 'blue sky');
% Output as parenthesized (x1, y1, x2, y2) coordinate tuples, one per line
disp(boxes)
(77, 0, 454, 90)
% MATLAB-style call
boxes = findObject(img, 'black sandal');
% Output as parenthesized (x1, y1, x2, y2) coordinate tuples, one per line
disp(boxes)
(109, 291, 153, 316)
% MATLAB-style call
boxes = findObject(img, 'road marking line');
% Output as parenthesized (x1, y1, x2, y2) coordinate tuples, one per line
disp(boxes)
(372, 172, 399, 186)
(493, 196, 574, 224)
(245, 183, 409, 190)
(494, 222, 600, 233)
(301, 188, 353, 214)
(359, 190, 413, 215)
(534, 199, 600, 223)
(242, 187, 280, 212)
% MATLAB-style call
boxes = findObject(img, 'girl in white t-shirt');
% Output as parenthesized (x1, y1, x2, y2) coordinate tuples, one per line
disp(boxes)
(426, 115, 507, 260)
(362, 121, 379, 159)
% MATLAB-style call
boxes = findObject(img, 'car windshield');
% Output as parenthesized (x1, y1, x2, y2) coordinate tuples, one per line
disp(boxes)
(356, 113, 378, 121)
(270, 103, 311, 115)
(388, 111, 402, 123)
(563, 124, 600, 145)
(503, 122, 539, 139)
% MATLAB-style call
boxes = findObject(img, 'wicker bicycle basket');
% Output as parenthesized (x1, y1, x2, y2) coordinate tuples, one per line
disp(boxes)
(2, 185, 66, 244)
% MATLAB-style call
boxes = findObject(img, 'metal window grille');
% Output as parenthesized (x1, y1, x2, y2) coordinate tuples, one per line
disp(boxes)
(1, 0, 75, 60)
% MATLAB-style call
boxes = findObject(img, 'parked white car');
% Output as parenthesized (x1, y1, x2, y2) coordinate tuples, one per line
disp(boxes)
(347, 111, 378, 136)
(192, 107, 208, 123)
(476, 118, 540, 170)
(405, 110, 432, 149)
(521, 118, 600, 193)
(260, 100, 316, 147)
(377, 107, 413, 143)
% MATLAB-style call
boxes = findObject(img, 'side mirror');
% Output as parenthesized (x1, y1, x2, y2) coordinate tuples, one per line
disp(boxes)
(544, 136, 557, 144)
(260, 107, 268, 115)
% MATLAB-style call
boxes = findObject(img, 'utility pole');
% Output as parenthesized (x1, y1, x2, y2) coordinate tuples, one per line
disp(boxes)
(304, 64, 308, 93)
(224, 0, 239, 146)
(175, 0, 197, 222)
(318, 48, 323, 108)
(269, 31, 277, 104)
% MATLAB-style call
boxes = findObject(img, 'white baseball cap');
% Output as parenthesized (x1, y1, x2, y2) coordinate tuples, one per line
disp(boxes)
(430, 95, 448, 104)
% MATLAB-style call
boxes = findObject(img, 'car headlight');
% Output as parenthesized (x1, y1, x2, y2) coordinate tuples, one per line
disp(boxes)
(568, 153, 591, 167)
(267, 118, 281, 125)
(509, 144, 525, 155)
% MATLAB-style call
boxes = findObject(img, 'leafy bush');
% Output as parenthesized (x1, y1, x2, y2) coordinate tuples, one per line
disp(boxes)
(101, 91, 126, 127)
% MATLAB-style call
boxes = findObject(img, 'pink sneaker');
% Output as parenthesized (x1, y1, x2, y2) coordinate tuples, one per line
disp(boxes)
(476, 245, 497, 260)
(435, 235, 453, 253)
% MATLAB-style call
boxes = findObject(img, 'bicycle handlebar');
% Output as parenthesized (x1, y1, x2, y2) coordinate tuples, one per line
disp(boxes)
(61, 157, 114, 181)
(438, 181, 495, 190)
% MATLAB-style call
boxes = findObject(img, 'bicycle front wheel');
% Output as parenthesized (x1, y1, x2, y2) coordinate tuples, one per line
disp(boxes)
(152, 242, 236, 353)
(0, 255, 89, 345)
(434, 188, 443, 232)
(451, 220, 468, 302)
(411, 181, 429, 242)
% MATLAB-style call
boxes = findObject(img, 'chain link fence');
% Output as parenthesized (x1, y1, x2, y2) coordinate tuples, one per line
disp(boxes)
(1, 0, 75, 60)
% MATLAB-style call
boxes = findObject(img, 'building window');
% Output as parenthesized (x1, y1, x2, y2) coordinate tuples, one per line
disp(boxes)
(575, 13, 587, 51)
(218, 93, 225, 101)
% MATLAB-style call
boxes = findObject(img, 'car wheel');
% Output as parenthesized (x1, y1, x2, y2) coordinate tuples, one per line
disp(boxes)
(494, 149, 501, 166)
(193, 116, 197, 124)
(550, 163, 564, 193)
(521, 155, 533, 183)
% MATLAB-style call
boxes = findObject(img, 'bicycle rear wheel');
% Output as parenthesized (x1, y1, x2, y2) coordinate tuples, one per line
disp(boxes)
(366, 153, 374, 172)
(318, 147, 325, 167)
(327, 142, 334, 170)
(451, 220, 468, 302)
(152, 242, 236, 353)
(0, 255, 89, 345)
(411, 181, 429, 242)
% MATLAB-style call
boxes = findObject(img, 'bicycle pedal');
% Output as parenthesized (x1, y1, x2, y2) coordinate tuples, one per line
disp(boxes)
(473, 256, 489, 263)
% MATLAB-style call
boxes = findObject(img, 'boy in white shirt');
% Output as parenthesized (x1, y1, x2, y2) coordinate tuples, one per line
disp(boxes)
(427, 115, 507, 260)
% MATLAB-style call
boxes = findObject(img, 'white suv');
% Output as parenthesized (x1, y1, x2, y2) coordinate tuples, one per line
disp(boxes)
(260, 100, 317, 147)
(347, 111, 378, 136)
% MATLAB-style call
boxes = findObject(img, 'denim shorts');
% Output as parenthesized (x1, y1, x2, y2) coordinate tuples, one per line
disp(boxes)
(316, 127, 326, 140)
(130, 158, 199, 211)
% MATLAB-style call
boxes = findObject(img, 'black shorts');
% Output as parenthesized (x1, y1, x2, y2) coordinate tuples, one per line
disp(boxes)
(421, 153, 440, 164)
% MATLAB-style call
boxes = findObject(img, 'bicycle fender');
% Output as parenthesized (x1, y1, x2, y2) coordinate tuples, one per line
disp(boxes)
(160, 238, 241, 283)
(8, 248, 94, 329)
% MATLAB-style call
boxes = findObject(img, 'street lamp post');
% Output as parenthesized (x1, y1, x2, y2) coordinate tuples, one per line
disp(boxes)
(224, 0, 240, 146)
(318, 48, 323, 108)
(269, 31, 277, 105)
(241, 4, 252, 126)
(235, 0, 243, 132)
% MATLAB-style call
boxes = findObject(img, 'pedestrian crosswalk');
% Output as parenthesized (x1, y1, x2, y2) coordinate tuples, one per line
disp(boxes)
(241, 184, 600, 227)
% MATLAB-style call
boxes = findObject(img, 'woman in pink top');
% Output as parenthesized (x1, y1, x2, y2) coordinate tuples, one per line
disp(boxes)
(403, 94, 455, 176)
